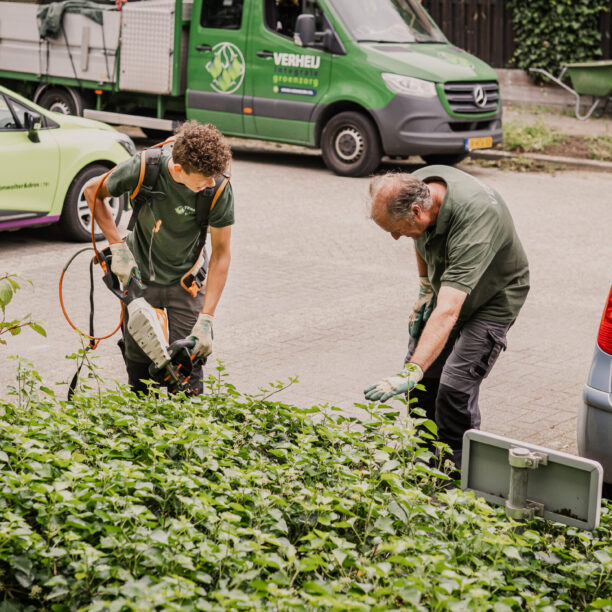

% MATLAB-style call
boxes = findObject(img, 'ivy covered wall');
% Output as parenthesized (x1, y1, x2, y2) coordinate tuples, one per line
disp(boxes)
(508, 0, 609, 77)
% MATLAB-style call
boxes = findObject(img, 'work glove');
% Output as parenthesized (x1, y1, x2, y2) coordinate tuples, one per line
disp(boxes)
(409, 276, 435, 339)
(364, 363, 424, 402)
(189, 313, 214, 359)
(110, 241, 140, 287)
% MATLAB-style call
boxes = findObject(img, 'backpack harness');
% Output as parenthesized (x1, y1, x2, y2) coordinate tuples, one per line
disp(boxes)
(128, 141, 231, 297)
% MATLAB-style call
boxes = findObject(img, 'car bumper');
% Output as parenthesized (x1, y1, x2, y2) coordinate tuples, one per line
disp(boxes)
(578, 385, 612, 482)
(371, 94, 503, 157)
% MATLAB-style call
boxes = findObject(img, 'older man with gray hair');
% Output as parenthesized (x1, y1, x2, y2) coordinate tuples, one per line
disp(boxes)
(364, 166, 530, 469)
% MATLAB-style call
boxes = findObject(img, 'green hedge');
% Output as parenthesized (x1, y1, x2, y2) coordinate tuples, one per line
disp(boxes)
(0, 362, 611, 610)
(508, 0, 609, 79)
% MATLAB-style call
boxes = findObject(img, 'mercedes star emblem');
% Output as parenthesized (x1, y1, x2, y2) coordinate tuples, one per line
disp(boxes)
(473, 85, 487, 108)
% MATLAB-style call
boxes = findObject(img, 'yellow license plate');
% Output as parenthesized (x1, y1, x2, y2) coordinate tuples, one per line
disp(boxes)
(466, 136, 493, 151)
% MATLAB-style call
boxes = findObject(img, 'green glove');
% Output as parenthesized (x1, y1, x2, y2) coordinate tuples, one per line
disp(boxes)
(110, 241, 140, 287)
(409, 276, 435, 339)
(189, 313, 214, 359)
(364, 363, 424, 402)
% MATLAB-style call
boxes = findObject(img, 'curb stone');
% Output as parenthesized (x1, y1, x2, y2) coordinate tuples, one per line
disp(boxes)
(470, 149, 612, 173)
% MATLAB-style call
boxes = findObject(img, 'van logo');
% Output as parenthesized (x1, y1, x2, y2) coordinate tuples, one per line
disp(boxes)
(273, 52, 320, 69)
(473, 85, 488, 108)
(206, 42, 245, 94)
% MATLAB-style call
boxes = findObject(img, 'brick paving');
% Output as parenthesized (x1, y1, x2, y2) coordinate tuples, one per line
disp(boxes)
(1, 149, 611, 457)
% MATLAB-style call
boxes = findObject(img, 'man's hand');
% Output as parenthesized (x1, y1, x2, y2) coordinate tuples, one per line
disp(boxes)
(409, 276, 435, 339)
(364, 363, 424, 402)
(189, 313, 214, 358)
(109, 242, 140, 287)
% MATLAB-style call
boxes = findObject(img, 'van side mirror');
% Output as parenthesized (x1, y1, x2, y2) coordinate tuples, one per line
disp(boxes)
(293, 13, 346, 55)
(294, 14, 315, 47)
(24, 112, 42, 143)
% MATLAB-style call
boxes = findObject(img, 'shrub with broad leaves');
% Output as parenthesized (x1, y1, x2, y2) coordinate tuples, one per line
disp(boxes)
(0, 363, 610, 610)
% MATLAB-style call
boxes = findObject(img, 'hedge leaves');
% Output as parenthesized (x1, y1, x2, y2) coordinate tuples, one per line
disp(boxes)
(0, 364, 610, 610)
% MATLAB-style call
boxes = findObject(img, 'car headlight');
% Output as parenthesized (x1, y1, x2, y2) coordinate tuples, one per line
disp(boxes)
(382, 73, 437, 98)
(114, 131, 137, 156)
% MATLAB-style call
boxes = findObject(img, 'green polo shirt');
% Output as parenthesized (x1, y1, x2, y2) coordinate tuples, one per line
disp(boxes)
(106, 149, 234, 286)
(413, 165, 529, 323)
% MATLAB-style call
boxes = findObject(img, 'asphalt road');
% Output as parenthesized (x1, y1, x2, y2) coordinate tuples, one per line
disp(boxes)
(1, 144, 610, 456)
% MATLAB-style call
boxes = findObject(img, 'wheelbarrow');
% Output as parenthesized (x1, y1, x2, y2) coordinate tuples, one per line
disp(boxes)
(530, 60, 612, 120)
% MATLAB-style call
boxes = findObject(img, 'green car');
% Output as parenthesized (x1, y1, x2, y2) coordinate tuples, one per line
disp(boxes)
(0, 84, 135, 241)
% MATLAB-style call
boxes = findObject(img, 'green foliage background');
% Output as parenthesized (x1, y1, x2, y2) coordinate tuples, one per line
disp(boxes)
(0, 363, 610, 610)
(508, 0, 609, 78)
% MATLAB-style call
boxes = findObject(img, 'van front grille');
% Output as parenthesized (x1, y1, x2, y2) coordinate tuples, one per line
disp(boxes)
(443, 81, 499, 114)
(449, 120, 496, 132)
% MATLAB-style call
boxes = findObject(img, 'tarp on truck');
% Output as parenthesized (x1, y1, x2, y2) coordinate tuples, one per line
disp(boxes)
(37, 0, 106, 39)
(0, 0, 121, 84)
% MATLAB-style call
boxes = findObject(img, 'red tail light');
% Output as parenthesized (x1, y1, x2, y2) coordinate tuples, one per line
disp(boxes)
(597, 286, 612, 354)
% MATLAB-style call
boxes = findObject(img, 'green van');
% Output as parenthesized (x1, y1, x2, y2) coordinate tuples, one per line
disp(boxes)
(0, 0, 502, 177)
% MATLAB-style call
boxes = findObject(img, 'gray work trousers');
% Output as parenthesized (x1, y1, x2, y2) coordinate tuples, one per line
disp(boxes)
(405, 318, 512, 468)
(122, 283, 205, 394)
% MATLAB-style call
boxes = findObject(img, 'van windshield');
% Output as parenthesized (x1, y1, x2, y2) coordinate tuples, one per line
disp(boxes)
(327, 0, 446, 43)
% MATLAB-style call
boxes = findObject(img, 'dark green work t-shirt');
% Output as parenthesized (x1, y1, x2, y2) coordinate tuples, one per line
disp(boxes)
(413, 165, 529, 323)
(106, 149, 234, 286)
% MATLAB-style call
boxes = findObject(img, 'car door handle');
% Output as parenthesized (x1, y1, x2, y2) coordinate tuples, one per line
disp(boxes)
(195, 44, 212, 52)
(257, 50, 274, 58)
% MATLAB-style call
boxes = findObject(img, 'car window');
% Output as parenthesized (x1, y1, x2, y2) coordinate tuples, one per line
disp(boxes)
(0, 95, 18, 131)
(264, 0, 325, 38)
(201, 0, 244, 29)
(7, 98, 44, 130)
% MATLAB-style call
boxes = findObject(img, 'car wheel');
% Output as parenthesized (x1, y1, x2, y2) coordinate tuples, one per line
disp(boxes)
(321, 111, 381, 177)
(59, 165, 124, 242)
(421, 153, 468, 166)
(37, 87, 84, 116)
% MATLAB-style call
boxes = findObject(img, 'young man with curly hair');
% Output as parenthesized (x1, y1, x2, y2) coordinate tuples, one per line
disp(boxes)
(84, 121, 234, 394)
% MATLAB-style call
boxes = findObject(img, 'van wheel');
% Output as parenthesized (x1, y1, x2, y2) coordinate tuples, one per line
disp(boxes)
(421, 153, 468, 166)
(38, 87, 84, 116)
(321, 112, 381, 177)
(59, 165, 124, 242)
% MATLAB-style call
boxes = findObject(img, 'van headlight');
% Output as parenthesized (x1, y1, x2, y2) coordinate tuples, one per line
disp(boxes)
(114, 132, 137, 155)
(382, 73, 437, 98)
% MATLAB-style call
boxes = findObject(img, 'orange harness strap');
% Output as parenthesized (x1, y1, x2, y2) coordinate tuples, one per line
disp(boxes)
(130, 137, 175, 201)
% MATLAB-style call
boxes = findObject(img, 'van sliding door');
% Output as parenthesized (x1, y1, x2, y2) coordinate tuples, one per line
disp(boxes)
(245, 0, 332, 144)
(187, 0, 250, 135)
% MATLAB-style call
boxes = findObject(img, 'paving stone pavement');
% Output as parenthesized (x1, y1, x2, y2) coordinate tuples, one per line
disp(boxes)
(1, 149, 610, 458)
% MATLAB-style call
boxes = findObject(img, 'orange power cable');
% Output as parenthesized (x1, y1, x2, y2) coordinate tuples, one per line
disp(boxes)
(58, 171, 124, 346)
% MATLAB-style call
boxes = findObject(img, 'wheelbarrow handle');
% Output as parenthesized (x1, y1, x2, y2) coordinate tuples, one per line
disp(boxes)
(528, 67, 602, 120)
(529, 67, 569, 89)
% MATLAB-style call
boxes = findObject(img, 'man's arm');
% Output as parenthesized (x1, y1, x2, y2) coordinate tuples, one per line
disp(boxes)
(201, 225, 231, 315)
(409, 285, 467, 373)
(83, 175, 123, 244)
(415, 246, 428, 276)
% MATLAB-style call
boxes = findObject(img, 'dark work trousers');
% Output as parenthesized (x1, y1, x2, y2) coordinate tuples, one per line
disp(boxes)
(121, 283, 206, 395)
(405, 318, 513, 470)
